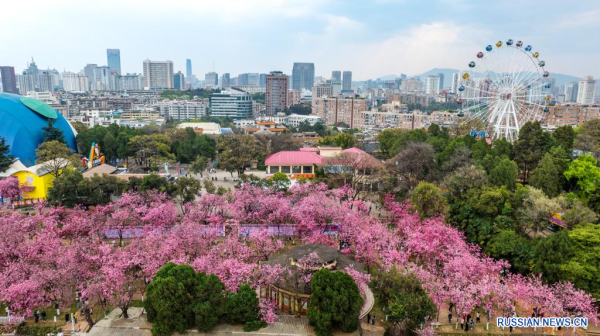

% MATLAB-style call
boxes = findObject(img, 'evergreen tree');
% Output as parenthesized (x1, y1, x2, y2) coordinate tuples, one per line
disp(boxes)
(488, 157, 519, 190)
(553, 125, 576, 153)
(42, 119, 65, 144)
(307, 269, 363, 336)
(529, 153, 561, 197)
(0, 136, 14, 172)
(514, 121, 553, 180)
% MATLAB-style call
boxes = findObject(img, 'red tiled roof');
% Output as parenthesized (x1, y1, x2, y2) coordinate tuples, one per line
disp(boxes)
(342, 147, 367, 154)
(265, 151, 325, 166)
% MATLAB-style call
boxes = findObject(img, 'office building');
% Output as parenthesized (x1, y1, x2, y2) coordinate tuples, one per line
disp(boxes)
(0, 66, 18, 94)
(577, 76, 596, 105)
(143, 60, 174, 89)
(564, 82, 579, 102)
(186, 59, 192, 83)
(222, 73, 231, 88)
(84, 65, 111, 91)
(342, 71, 352, 91)
(425, 75, 441, 95)
(209, 88, 253, 119)
(174, 71, 185, 90)
(438, 73, 444, 90)
(16, 74, 35, 95)
(266, 71, 289, 116)
(332, 71, 341, 82)
(205, 72, 218, 88)
(292, 62, 314, 90)
(106, 49, 121, 75)
(238, 73, 260, 86)
(259, 73, 267, 87)
(62, 71, 88, 92)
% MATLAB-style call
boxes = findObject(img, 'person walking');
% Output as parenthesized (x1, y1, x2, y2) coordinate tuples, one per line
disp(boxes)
(367, 313, 371, 324)
(467, 313, 471, 323)
(372, 315, 376, 325)
(461, 317, 464, 330)
(470, 320, 475, 331)
(448, 312, 453, 324)
(65, 313, 69, 323)
(74, 311, 78, 324)
(476, 312, 480, 323)
(41, 311, 46, 322)
(34, 310, 39, 323)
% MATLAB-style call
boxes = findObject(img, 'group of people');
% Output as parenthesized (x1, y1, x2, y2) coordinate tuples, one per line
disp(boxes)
(448, 306, 482, 332)
(366, 313, 377, 325)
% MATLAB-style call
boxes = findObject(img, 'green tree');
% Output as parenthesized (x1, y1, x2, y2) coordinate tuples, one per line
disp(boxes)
(217, 134, 261, 176)
(0, 136, 14, 172)
(487, 229, 536, 274)
(372, 268, 436, 336)
(574, 119, 600, 159)
(42, 119, 65, 144)
(170, 177, 201, 210)
(307, 269, 363, 336)
(488, 157, 518, 190)
(564, 154, 600, 197)
(264, 172, 291, 191)
(562, 224, 600, 299)
(529, 153, 561, 197)
(534, 230, 573, 283)
(492, 138, 514, 159)
(410, 182, 448, 218)
(35, 140, 80, 177)
(129, 134, 175, 170)
(517, 187, 562, 237)
(47, 168, 85, 207)
(191, 156, 208, 177)
(553, 125, 576, 152)
(203, 180, 216, 194)
(514, 121, 553, 180)
(442, 165, 489, 202)
(140, 173, 170, 193)
(318, 133, 358, 150)
(194, 273, 227, 332)
(102, 132, 118, 162)
(224, 284, 263, 328)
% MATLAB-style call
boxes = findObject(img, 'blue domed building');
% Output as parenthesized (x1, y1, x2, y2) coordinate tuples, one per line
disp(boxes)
(0, 92, 77, 167)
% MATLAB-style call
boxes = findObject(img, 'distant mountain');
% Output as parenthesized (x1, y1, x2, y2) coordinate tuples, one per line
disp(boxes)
(416, 68, 583, 88)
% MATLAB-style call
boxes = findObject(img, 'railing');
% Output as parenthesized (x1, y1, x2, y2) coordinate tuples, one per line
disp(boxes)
(0, 315, 25, 324)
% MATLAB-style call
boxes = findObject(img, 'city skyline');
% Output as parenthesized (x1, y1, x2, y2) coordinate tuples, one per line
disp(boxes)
(1, 0, 599, 80)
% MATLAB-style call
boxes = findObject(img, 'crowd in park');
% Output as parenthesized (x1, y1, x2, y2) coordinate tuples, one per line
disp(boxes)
(0, 118, 599, 336)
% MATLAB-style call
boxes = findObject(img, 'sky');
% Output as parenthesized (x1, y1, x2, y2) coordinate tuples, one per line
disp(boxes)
(1, 0, 599, 80)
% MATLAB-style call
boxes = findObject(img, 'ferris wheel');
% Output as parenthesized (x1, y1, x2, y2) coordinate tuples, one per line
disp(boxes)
(456, 39, 552, 142)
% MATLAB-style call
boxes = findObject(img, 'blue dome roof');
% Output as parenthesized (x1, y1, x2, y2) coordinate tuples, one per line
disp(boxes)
(0, 93, 77, 167)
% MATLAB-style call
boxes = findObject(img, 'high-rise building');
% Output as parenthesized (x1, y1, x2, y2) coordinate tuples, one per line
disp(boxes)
(38, 71, 55, 92)
(577, 76, 596, 105)
(332, 71, 341, 82)
(425, 75, 441, 95)
(174, 71, 185, 90)
(205, 72, 219, 88)
(438, 73, 444, 90)
(402, 78, 422, 92)
(209, 88, 253, 119)
(143, 60, 174, 89)
(266, 71, 289, 116)
(222, 73, 231, 88)
(313, 96, 366, 128)
(259, 73, 267, 87)
(450, 72, 460, 93)
(342, 71, 352, 91)
(292, 63, 314, 90)
(186, 59, 192, 83)
(62, 71, 88, 92)
(312, 82, 333, 99)
(107, 49, 121, 75)
(25, 58, 39, 85)
(115, 73, 144, 91)
(16, 73, 35, 95)
(0, 66, 18, 94)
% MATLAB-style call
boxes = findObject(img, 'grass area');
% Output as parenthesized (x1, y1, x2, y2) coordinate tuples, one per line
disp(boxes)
(131, 300, 145, 308)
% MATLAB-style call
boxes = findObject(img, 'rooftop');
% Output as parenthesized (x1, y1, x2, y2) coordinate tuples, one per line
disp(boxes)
(265, 151, 325, 166)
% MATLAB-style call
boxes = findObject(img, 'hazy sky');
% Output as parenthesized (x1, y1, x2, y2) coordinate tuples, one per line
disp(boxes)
(2, 0, 599, 80)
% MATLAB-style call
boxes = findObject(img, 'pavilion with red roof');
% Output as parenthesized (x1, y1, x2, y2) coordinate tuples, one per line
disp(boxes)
(264, 151, 325, 178)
